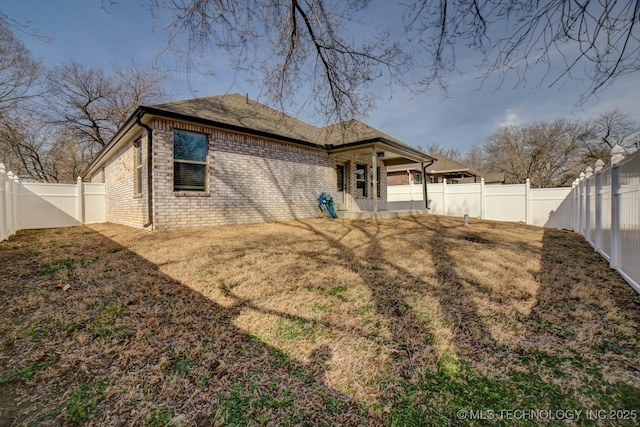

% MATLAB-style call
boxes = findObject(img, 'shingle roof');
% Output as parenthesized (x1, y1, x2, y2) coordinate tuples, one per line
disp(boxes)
(426, 154, 474, 174)
(85, 93, 433, 178)
(319, 119, 410, 147)
(482, 172, 505, 183)
(149, 93, 322, 144)
(147, 94, 423, 155)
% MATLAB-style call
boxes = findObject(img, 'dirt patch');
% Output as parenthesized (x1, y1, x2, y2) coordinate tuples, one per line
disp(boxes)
(1, 215, 639, 425)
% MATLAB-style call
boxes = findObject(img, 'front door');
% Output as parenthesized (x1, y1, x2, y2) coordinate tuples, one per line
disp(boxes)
(336, 164, 346, 210)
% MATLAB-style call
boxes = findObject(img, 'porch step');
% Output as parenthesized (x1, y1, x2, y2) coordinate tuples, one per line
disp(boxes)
(336, 209, 428, 220)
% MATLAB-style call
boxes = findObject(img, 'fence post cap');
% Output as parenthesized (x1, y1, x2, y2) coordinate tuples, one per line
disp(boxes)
(7, 171, 13, 179)
(611, 145, 626, 165)
(594, 159, 605, 173)
(0, 163, 5, 173)
(77, 176, 82, 183)
(579, 172, 586, 180)
(585, 166, 594, 178)
(443, 178, 447, 184)
(480, 177, 485, 184)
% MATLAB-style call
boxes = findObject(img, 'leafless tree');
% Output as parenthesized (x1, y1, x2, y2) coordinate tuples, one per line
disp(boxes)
(1, 108, 105, 183)
(152, 0, 640, 120)
(418, 142, 462, 162)
(153, 0, 406, 122)
(483, 119, 592, 188)
(461, 146, 487, 175)
(0, 19, 42, 114)
(45, 61, 167, 154)
(405, 1, 640, 103)
(583, 109, 640, 163)
(0, 112, 59, 182)
(0, 17, 167, 182)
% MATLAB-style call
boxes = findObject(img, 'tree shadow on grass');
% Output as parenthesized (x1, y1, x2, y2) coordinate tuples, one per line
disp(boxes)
(524, 228, 640, 395)
(0, 227, 367, 426)
(7, 218, 639, 425)
(281, 214, 640, 421)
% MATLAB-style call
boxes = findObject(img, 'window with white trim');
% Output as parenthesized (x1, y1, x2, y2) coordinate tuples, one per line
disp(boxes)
(173, 130, 207, 192)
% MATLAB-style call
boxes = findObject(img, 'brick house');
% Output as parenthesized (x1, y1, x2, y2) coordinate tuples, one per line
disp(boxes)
(83, 94, 433, 231)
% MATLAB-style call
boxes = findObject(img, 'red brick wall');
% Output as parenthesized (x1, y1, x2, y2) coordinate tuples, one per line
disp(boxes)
(387, 171, 409, 186)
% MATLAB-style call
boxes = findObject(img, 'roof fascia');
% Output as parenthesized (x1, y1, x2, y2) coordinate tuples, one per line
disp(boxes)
(327, 138, 434, 162)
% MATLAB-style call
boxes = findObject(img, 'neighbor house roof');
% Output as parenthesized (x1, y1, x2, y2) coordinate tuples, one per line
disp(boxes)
(426, 154, 478, 175)
(386, 154, 479, 176)
(482, 172, 505, 183)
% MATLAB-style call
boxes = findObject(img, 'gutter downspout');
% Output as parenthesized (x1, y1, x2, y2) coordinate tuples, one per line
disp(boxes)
(423, 158, 435, 210)
(136, 112, 153, 228)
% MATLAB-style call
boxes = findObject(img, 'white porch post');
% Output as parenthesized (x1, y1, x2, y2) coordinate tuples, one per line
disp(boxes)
(371, 146, 378, 214)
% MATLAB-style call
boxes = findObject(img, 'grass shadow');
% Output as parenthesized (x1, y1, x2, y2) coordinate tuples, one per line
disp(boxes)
(0, 227, 366, 426)
(4, 218, 640, 426)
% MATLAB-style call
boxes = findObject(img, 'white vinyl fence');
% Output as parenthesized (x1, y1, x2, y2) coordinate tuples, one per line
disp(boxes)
(388, 179, 573, 228)
(1, 163, 105, 241)
(573, 147, 640, 294)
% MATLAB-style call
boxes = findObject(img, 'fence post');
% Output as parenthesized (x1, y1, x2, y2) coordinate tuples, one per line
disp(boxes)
(442, 178, 447, 216)
(0, 163, 6, 241)
(571, 179, 579, 232)
(525, 178, 531, 225)
(585, 166, 593, 243)
(610, 145, 626, 269)
(594, 160, 604, 253)
(6, 171, 15, 237)
(13, 174, 19, 232)
(578, 172, 586, 236)
(480, 177, 486, 219)
(76, 176, 85, 225)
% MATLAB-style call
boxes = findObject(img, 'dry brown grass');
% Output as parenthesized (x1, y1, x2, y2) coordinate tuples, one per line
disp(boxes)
(1, 214, 639, 426)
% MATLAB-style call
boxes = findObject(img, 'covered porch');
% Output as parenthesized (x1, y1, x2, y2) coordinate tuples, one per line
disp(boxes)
(327, 138, 434, 215)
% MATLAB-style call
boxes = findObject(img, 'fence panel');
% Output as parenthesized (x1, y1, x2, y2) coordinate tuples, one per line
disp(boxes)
(617, 151, 640, 291)
(19, 183, 80, 229)
(0, 170, 106, 241)
(84, 183, 107, 224)
(444, 183, 482, 217)
(530, 187, 573, 227)
(484, 184, 526, 222)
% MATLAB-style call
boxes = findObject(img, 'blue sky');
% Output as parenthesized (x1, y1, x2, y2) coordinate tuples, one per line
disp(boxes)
(3, 0, 640, 155)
